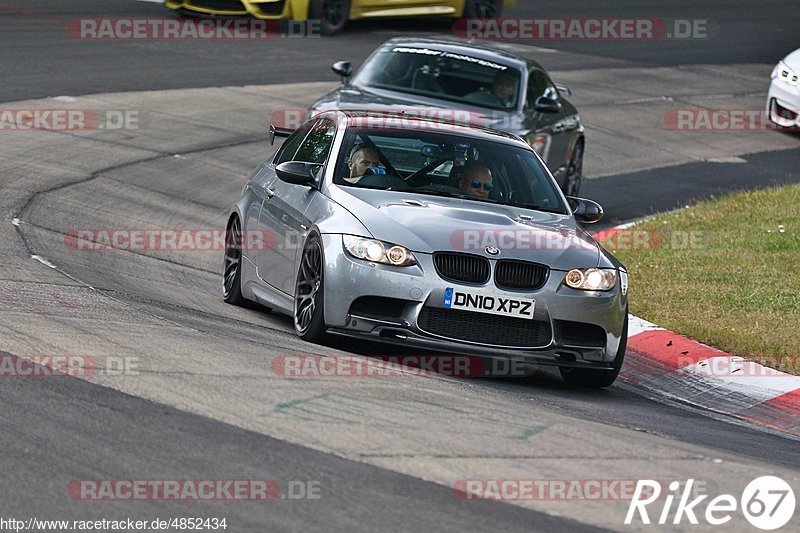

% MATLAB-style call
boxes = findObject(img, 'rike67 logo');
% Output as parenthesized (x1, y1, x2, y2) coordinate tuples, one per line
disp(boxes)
(626, 476, 795, 530)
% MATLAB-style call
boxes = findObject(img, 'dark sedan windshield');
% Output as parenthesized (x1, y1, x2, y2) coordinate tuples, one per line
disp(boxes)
(335, 125, 567, 214)
(352, 46, 521, 111)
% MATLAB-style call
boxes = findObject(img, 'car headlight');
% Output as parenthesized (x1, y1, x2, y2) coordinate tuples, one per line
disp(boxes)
(564, 268, 616, 291)
(343, 235, 417, 266)
(773, 61, 799, 86)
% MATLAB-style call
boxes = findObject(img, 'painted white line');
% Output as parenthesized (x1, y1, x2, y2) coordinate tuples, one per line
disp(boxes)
(683, 93, 735, 100)
(614, 92, 767, 105)
(627, 314, 664, 337)
(679, 356, 800, 401)
(614, 96, 675, 105)
(613, 220, 638, 230)
(705, 156, 747, 163)
(672, 356, 800, 413)
(31, 255, 57, 269)
(136, 0, 165, 4)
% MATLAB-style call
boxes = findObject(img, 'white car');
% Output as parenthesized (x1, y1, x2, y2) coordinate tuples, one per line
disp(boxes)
(768, 48, 800, 129)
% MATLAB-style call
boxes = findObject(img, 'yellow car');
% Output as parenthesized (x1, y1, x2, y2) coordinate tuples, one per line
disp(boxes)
(163, 0, 516, 36)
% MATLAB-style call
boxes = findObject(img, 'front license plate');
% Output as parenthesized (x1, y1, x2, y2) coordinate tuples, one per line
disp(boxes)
(443, 288, 535, 319)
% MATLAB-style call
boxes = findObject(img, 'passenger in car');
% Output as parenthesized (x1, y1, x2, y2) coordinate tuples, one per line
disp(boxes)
(344, 146, 382, 184)
(464, 70, 518, 109)
(458, 162, 494, 199)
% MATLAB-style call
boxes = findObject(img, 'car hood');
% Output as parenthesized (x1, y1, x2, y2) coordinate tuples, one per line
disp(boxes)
(783, 48, 800, 71)
(310, 84, 529, 135)
(327, 186, 602, 270)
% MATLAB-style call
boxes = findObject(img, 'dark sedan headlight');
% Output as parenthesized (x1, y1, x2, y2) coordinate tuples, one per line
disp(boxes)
(565, 268, 617, 291)
(343, 235, 417, 266)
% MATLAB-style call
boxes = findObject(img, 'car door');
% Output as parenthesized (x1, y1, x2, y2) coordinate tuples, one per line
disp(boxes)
(242, 164, 272, 271)
(251, 122, 310, 286)
(525, 68, 571, 177)
(256, 118, 335, 296)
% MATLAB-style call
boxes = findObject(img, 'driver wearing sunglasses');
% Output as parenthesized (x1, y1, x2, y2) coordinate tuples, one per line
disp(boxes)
(458, 161, 494, 199)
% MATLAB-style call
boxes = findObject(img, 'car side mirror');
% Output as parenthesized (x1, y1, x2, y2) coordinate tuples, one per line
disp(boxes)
(332, 61, 352, 84)
(275, 161, 319, 187)
(566, 196, 604, 224)
(534, 95, 562, 113)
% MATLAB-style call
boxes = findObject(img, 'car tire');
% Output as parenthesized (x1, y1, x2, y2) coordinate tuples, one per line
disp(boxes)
(222, 216, 248, 306)
(294, 235, 328, 342)
(309, 0, 350, 36)
(560, 309, 627, 388)
(564, 140, 583, 197)
(463, 0, 503, 18)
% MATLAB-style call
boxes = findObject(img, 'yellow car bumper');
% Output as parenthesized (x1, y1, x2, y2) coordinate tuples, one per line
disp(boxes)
(349, 0, 519, 20)
(163, 0, 308, 20)
(163, 0, 516, 21)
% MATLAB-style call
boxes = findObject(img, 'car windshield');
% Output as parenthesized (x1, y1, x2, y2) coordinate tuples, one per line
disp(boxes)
(352, 46, 521, 111)
(334, 125, 567, 214)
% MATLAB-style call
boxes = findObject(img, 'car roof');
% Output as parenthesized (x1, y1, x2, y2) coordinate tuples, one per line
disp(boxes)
(327, 110, 531, 148)
(377, 37, 545, 72)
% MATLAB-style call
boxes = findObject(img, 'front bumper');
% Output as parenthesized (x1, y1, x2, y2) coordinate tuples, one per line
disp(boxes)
(164, 0, 300, 19)
(767, 79, 800, 128)
(320, 234, 627, 366)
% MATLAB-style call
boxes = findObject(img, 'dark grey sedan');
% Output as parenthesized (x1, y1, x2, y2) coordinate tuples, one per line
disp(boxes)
(223, 110, 628, 387)
(309, 37, 585, 196)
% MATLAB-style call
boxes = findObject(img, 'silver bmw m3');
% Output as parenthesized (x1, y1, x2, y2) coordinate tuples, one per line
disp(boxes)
(224, 110, 628, 387)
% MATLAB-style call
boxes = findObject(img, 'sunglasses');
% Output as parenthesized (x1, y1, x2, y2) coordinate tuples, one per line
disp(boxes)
(470, 180, 494, 192)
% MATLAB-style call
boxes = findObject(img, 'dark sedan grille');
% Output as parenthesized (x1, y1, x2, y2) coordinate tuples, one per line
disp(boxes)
(254, 0, 286, 15)
(433, 253, 490, 284)
(187, 0, 246, 11)
(418, 307, 551, 347)
(495, 260, 549, 290)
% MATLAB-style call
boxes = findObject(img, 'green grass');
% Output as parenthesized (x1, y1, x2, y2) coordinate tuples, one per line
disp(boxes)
(605, 184, 800, 373)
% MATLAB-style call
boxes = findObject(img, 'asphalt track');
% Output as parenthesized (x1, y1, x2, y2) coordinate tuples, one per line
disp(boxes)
(587, 146, 800, 228)
(1, 352, 601, 532)
(1, 1, 800, 531)
(1, 0, 799, 101)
